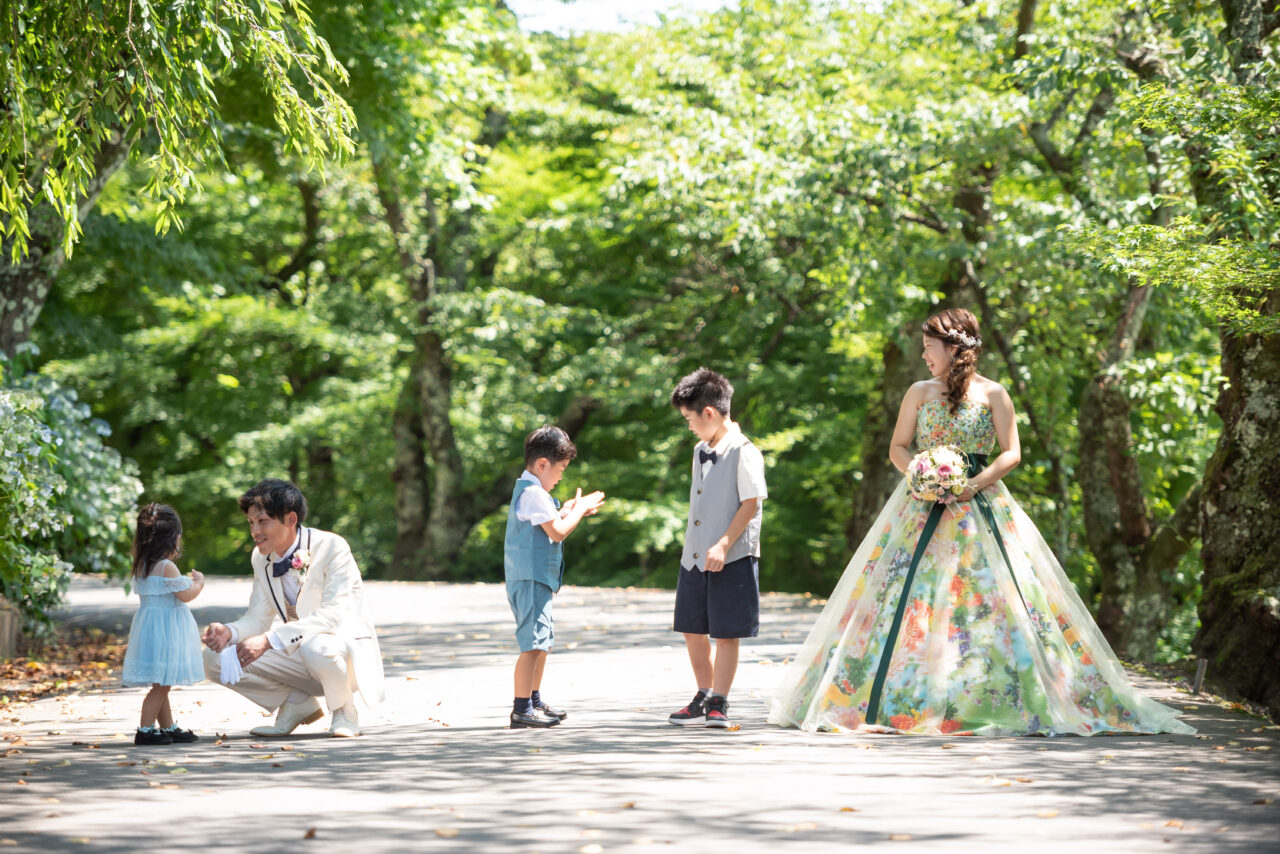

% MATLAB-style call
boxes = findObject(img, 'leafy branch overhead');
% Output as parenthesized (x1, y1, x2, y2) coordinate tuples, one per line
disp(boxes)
(0, 0, 356, 262)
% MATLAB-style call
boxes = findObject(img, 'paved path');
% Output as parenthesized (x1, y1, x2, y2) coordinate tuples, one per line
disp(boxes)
(1, 576, 1277, 853)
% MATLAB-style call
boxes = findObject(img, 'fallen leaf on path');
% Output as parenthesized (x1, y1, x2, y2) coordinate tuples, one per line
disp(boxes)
(727, 724, 742, 731)
(168, 768, 187, 774)
(1165, 820, 1183, 828)
(435, 828, 459, 838)
(42, 797, 58, 803)
(981, 776, 1013, 787)
(783, 824, 818, 832)
(249, 743, 269, 749)
(272, 763, 284, 768)
(251, 754, 275, 759)
(1037, 810, 1059, 818)
(1245, 746, 1272, 752)
(1015, 777, 1034, 783)
(15, 779, 26, 785)
(1253, 798, 1274, 805)
(940, 743, 958, 749)
(888, 834, 912, 841)
(1172, 767, 1192, 772)
(303, 828, 317, 839)
(839, 806, 859, 812)
(621, 802, 636, 809)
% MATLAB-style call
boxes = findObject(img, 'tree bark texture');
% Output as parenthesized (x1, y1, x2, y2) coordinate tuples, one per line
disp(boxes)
(1194, 0, 1280, 718)
(0, 132, 132, 357)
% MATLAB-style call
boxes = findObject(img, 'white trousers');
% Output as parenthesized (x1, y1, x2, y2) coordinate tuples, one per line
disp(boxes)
(203, 634, 354, 713)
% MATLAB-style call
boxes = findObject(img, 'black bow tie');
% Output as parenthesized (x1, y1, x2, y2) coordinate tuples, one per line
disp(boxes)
(272, 555, 294, 577)
(699, 448, 718, 465)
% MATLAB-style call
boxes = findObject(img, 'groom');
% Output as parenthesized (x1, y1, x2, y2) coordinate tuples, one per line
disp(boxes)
(202, 479, 385, 737)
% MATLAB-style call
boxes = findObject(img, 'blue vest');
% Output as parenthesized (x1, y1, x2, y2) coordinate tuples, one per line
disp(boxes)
(504, 479, 565, 592)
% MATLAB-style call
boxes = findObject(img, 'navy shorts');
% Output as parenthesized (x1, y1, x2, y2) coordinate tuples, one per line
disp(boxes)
(672, 556, 760, 639)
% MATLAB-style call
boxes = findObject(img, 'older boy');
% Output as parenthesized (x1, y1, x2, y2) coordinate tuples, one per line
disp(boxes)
(667, 368, 767, 729)
(505, 426, 605, 728)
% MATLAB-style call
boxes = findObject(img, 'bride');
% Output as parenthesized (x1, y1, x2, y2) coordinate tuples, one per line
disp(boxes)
(768, 308, 1193, 736)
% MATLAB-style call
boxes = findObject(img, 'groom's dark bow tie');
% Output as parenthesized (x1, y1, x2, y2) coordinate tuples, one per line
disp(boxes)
(272, 555, 294, 577)
(699, 448, 718, 465)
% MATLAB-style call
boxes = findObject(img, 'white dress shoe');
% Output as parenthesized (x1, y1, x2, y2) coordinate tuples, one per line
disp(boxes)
(249, 698, 323, 737)
(330, 703, 360, 738)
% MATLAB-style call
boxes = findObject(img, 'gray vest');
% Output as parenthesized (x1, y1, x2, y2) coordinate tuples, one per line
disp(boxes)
(680, 440, 763, 571)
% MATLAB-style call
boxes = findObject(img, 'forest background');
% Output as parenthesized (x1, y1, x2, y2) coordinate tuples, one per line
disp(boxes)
(1, 0, 1277, 716)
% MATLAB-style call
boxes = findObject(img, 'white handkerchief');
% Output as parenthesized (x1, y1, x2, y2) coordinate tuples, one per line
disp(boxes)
(219, 645, 243, 685)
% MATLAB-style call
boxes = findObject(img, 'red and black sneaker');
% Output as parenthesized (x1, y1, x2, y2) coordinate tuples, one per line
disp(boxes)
(704, 695, 731, 729)
(667, 690, 708, 726)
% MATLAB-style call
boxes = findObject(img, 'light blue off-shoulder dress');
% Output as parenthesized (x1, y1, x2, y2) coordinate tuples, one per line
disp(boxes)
(121, 568, 205, 687)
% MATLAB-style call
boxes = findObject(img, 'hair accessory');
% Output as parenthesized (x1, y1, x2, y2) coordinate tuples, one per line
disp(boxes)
(945, 329, 983, 349)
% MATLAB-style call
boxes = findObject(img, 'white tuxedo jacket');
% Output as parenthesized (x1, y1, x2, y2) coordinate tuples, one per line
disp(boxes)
(228, 527, 386, 704)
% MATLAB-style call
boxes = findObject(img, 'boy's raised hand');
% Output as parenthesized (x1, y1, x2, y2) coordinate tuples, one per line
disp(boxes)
(563, 488, 606, 517)
(576, 489, 606, 516)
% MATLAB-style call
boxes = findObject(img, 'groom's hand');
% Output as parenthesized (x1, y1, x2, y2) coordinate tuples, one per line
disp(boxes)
(238, 634, 271, 668)
(203, 622, 232, 652)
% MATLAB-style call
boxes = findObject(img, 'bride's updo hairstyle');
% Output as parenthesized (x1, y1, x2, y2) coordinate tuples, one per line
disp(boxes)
(922, 308, 984, 415)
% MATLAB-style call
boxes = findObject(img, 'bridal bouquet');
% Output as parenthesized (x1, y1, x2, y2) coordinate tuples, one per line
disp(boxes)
(907, 446, 968, 504)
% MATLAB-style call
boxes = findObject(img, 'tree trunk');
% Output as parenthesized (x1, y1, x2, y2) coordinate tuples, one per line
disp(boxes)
(848, 326, 920, 548)
(1079, 284, 1153, 648)
(848, 166, 991, 548)
(1195, 301, 1280, 719)
(1193, 0, 1280, 718)
(0, 132, 131, 356)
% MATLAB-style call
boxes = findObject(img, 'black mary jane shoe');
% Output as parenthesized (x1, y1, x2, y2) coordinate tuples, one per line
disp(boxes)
(134, 728, 174, 746)
(164, 728, 199, 743)
(510, 709, 561, 729)
(534, 702, 567, 721)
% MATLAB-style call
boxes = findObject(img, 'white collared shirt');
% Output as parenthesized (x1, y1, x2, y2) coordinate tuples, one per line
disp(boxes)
(696, 421, 768, 501)
(228, 529, 302, 648)
(514, 470, 559, 525)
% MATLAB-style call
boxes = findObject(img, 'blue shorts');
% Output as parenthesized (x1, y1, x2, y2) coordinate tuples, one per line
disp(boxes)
(507, 580, 555, 652)
(672, 556, 760, 639)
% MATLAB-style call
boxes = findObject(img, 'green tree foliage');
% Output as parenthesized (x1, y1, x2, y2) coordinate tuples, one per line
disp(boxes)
(15, 0, 1276, 675)
(0, 357, 141, 634)
(0, 0, 355, 258)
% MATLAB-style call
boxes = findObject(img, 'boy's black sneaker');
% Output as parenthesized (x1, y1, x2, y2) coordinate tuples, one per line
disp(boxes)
(134, 728, 174, 745)
(510, 709, 560, 729)
(165, 728, 199, 743)
(667, 690, 708, 726)
(534, 701, 567, 721)
(705, 695, 732, 729)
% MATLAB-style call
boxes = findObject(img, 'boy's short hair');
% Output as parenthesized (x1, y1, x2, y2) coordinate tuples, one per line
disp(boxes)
(670, 367, 733, 416)
(238, 478, 308, 525)
(524, 426, 577, 468)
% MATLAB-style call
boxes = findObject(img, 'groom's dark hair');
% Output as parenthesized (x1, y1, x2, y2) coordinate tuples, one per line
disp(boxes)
(238, 478, 308, 525)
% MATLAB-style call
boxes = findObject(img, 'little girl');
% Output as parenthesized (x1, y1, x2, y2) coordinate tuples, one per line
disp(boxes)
(121, 503, 206, 745)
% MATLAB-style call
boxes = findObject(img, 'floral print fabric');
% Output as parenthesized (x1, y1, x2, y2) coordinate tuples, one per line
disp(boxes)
(767, 400, 1193, 736)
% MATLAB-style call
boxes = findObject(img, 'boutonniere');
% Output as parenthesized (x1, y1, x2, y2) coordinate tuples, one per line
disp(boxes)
(291, 549, 313, 581)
